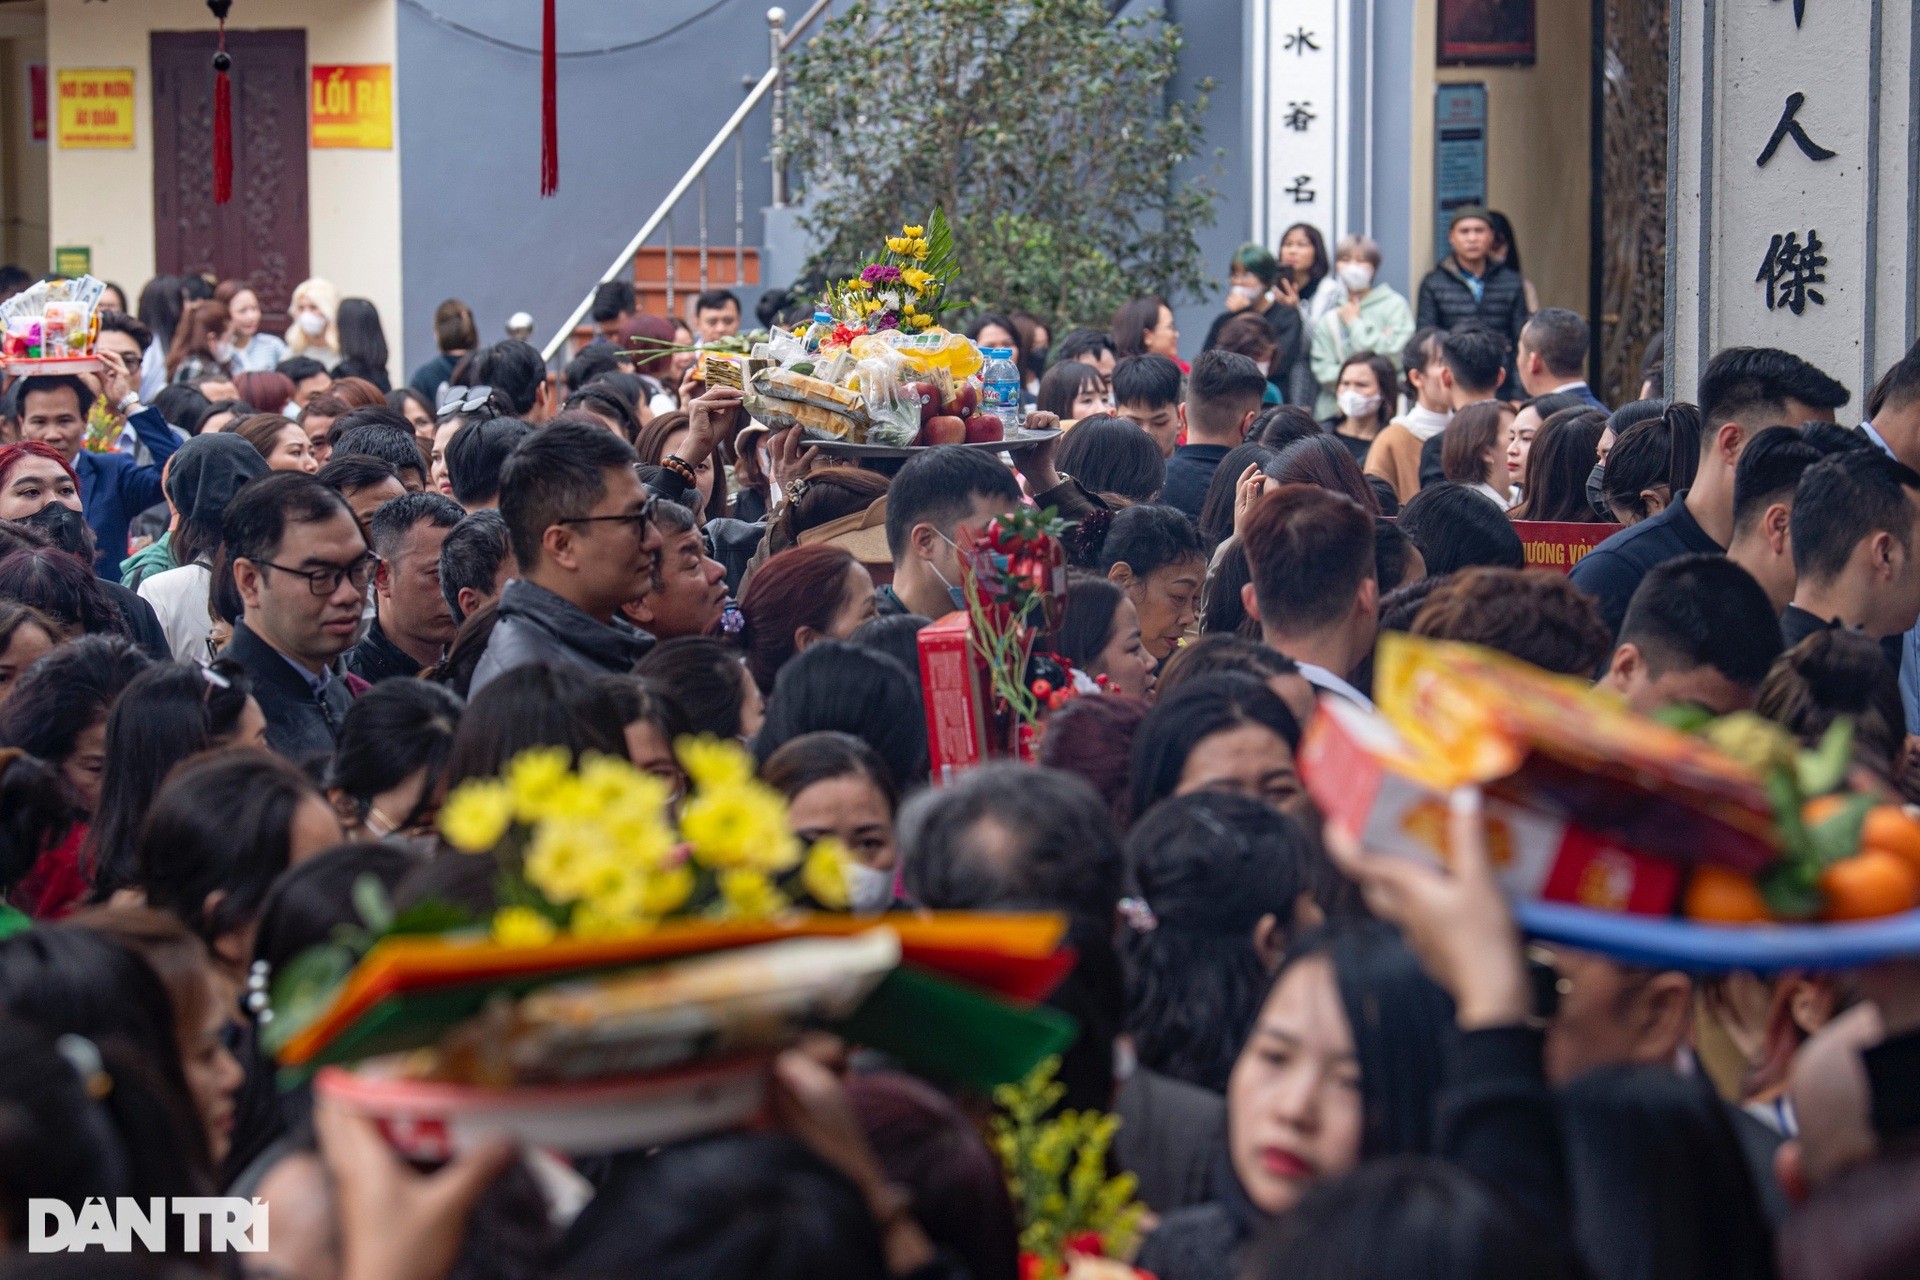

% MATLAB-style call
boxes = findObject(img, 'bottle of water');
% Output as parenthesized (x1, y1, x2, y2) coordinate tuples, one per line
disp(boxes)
(804, 309, 833, 353)
(980, 346, 1026, 430)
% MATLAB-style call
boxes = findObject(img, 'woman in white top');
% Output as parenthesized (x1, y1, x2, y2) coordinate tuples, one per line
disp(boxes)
(284, 277, 342, 369)
(216, 280, 289, 373)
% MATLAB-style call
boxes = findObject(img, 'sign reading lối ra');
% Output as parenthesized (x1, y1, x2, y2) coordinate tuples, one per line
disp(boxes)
(1668, 0, 1918, 405)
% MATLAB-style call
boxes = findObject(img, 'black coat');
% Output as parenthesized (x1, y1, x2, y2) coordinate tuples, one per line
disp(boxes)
(1202, 298, 1304, 402)
(1416, 256, 1531, 342)
(222, 620, 354, 766)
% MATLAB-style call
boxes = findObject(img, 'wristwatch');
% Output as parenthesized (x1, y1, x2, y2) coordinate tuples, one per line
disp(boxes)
(116, 392, 141, 415)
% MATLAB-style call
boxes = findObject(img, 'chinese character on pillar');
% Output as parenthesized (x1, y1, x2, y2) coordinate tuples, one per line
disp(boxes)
(1756, 230, 1828, 314)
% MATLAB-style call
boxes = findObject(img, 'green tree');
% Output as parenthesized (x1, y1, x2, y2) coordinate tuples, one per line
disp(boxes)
(780, 0, 1217, 333)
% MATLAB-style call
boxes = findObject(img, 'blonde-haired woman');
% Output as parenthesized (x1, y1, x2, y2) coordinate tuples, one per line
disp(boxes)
(284, 277, 341, 369)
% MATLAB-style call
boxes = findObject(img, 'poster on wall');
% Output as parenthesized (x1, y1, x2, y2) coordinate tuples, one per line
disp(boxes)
(1438, 0, 1535, 66)
(1433, 84, 1488, 256)
(55, 68, 135, 149)
(311, 64, 393, 149)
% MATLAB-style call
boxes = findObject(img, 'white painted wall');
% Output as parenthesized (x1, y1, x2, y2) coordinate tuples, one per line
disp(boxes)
(44, 0, 400, 382)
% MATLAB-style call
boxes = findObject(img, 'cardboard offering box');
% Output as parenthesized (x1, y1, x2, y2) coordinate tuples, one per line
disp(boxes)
(1301, 634, 1785, 915)
(1303, 699, 1681, 914)
(918, 611, 992, 782)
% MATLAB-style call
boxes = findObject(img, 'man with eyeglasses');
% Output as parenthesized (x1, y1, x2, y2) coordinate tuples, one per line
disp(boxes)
(470, 416, 671, 694)
(218, 471, 375, 759)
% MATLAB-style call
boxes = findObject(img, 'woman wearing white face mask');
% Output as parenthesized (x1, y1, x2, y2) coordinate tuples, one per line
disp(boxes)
(760, 731, 901, 914)
(1307, 235, 1415, 420)
(1328, 352, 1398, 467)
(165, 298, 241, 385)
(284, 276, 342, 369)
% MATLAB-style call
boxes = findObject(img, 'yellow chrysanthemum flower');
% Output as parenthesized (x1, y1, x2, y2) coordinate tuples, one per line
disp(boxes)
(505, 746, 576, 821)
(439, 779, 515, 852)
(641, 863, 696, 917)
(886, 237, 911, 255)
(910, 239, 928, 260)
(681, 781, 801, 872)
(802, 839, 851, 909)
(523, 815, 602, 902)
(570, 898, 650, 940)
(901, 224, 924, 238)
(677, 735, 755, 790)
(719, 869, 788, 920)
(491, 906, 557, 947)
(849, 277, 872, 292)
(900, 267, 933, 294)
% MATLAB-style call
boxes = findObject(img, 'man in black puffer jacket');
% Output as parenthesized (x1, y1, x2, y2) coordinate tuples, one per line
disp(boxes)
(1418, 207, 1531, 394)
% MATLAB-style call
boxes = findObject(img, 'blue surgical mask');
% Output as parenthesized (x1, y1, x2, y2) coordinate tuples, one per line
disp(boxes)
(931, 528, 967, 610)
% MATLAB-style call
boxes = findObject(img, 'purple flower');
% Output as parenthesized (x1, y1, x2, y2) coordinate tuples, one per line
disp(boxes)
(860, 264, 903, 286)
(872, 311, 900, 331)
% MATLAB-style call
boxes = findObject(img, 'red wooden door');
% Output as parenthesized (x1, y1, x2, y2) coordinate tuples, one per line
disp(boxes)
(151, 29, 309, 334)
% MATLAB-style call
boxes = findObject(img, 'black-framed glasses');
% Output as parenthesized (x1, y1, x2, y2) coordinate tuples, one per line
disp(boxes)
(558, 497, 657, 533)
(256, 552, 378, 596)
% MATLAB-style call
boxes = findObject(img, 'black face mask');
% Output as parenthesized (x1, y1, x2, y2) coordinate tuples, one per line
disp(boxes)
(18, 501, 94, 560)
(1585, 460, 1610, 519)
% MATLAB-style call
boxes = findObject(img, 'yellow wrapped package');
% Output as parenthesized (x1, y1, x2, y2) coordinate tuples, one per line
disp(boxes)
(850, 328, 983, 381)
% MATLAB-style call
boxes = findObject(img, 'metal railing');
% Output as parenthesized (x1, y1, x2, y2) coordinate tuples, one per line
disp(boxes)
(540, 0, 830, 362)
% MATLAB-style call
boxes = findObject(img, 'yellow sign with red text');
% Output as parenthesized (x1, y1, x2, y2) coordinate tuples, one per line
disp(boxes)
(56, 69, 135, 149)
(311, 64, 392, 149)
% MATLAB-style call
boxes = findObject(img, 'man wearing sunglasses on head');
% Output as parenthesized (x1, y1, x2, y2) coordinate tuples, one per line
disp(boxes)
(219, 471, 377, 759)
(469, 405, 685, 695)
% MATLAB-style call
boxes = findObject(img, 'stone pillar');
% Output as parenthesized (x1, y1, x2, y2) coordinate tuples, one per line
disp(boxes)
(1667, 0, 1918, 405)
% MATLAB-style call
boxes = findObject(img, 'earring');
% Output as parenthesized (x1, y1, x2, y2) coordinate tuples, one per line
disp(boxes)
(247, 958, 273, 1024)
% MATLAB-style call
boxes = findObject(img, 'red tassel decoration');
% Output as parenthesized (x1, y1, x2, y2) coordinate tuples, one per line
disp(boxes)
(209, 0, 233, 205)
(540, 0, 558, 196)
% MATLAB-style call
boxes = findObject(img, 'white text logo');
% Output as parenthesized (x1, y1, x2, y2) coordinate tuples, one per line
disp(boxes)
(28, 1198, 268, 1252)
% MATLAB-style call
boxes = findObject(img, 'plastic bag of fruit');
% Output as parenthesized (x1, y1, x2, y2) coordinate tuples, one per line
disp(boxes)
(848, 346, 920, 446)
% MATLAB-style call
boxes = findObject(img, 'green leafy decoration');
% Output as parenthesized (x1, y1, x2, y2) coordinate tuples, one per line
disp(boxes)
(781, 0, 1221, 332)
(1796, 719, 1854, 798)
(992, 1058, 1145, 1276)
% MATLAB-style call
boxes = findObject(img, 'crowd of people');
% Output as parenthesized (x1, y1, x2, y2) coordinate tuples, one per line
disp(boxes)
(0, 229, 1916, 1280)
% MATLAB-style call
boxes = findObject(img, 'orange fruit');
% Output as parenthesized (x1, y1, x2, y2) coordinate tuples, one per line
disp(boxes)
(1862, 805, 1920, 873)
(1684, 865, 1773, 925)
(1819, 849, 1920, 922)
(1802, 795, 1851, 827)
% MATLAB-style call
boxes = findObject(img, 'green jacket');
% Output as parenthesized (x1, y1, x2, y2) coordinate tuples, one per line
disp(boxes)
(1308, 284, 1417, 420)
(119, 532, 174, 590)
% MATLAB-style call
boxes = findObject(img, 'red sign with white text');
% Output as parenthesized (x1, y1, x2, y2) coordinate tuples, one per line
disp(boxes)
(1511, 521, 1622, 574)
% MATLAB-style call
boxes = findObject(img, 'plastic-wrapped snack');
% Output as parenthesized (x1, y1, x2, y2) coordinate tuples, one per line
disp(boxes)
(745, 367, 871, 441)
(851, 346, 921, 447)
(413, 930, 901, 1086)
(755, 325, 808, 370)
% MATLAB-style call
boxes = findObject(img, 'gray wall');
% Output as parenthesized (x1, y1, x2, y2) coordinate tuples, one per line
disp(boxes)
(396, 0, 778, 373)
(1156, 0, 1246, 354)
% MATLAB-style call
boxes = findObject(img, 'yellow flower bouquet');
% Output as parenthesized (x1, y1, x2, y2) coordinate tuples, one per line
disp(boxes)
(437, 736, 852, 946)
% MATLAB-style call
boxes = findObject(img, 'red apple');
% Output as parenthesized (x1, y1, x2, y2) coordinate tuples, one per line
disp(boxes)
(951, 382, 979, 421)
(919, 415, 966, 446)
(964, 413, 1004, 444)
(908, 381, 943, 426)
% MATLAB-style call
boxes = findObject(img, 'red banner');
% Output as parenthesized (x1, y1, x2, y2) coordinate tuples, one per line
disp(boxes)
(1511, 520, 1622, 574)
